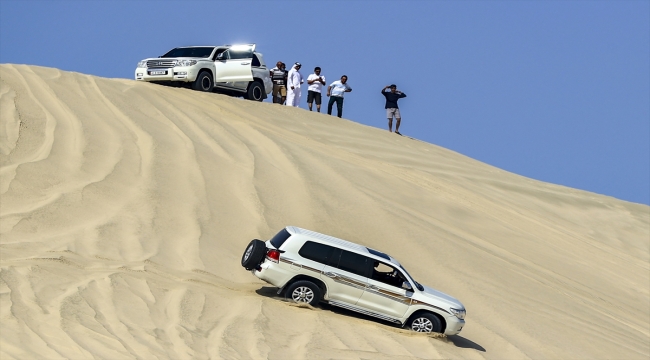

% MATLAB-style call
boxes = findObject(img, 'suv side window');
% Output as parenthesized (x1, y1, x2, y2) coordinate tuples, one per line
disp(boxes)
(333, 250, 372, 277)
(328, 248, 342, 267)
(270, 228, 291, 249)
(252, 54, 261, 67)
(298, 241, 335, 264)
(213, 49, 227, 61)
(228, 50, 253, 60)
(371, 261, 410, 288)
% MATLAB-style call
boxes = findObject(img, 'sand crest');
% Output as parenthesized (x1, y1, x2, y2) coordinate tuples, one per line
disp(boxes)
(1, 64, 648, 359)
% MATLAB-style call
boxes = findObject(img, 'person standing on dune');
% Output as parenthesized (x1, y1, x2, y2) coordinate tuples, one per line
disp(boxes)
(382, 84, 407, 134)
(286, 62, 303, 107)
(270, 61, 288, 104)
(327, 75, 352, 117)
(306, 67, 326, 112)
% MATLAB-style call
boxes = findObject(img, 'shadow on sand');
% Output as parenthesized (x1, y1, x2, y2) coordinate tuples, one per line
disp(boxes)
(255, 286, 282, 298)
(446, 335, 486, 352)
(254, 286, 486, 352)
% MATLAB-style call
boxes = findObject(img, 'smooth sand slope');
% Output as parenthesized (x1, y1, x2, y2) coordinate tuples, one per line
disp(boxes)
(1, 64, 648, 359)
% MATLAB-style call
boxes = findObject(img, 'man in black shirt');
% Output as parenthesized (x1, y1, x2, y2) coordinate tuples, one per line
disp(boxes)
(382, 84, 407, 134)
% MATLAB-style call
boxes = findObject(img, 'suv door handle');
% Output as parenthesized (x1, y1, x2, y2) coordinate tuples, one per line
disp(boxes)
(368, 285, 379, 290)
(241, 62, 250, 65)
(324, 272, 338, 278)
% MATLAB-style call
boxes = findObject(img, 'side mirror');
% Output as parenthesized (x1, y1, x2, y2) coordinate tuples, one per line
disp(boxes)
(402, 281, 413, 291)
(216, 53, 224, 60)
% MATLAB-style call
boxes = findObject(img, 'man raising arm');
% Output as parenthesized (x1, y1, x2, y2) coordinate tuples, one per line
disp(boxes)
(382, 84, 407, 134)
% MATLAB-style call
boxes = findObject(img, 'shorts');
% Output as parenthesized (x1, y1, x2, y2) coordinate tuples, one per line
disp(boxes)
(273, 84, 287, 97)
(386, 108, 401, 119)
(307, 90, 322, 105)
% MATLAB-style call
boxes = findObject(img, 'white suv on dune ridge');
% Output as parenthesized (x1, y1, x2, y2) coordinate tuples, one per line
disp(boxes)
(241, 226, 466, 335)
(134, 44, 272, 101)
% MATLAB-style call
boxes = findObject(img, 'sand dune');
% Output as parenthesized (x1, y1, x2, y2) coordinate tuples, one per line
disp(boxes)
(1, 64, 648, 359)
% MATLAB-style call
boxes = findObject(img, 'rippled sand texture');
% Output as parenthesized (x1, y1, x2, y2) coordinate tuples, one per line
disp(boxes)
(1, 64, 648, 359)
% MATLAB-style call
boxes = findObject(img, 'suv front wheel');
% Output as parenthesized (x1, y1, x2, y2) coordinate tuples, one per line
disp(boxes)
(285, 280, 321, 306)
(408, 312, 442, 333)
(192, 71, 213, 92)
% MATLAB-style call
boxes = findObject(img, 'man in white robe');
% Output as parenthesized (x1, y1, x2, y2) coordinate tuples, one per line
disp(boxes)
(286, 62, 303, 107)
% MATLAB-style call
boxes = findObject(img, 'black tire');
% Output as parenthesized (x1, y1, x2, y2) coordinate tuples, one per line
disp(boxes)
(241, 239, 266, 270)
(192, 71, 213, 92)
(285, 280, 321, 306)
(408, 312, 442, 333)
(245, 81, 264, 101)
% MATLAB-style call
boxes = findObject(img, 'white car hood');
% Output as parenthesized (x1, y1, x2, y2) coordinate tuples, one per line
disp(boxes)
(419, 285, 464, 310)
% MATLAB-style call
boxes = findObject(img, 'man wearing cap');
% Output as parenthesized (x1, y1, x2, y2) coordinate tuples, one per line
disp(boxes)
(382, 84, 407, 134)
(286, 62, 304, 107)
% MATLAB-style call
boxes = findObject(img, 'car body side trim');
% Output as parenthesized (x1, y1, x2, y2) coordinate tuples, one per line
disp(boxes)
(279, 258, 323, 276)
(329, 300, 402, 324)
(327, 272, 368, 291)
(364, 286, 413, 305)
(411, 299, 450, 314)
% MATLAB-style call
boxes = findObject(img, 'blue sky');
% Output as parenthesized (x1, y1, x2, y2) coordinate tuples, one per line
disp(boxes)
(1, 0, 648, 205)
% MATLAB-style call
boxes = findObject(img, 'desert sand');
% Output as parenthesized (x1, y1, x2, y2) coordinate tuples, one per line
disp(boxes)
(1, 64, 648, 359)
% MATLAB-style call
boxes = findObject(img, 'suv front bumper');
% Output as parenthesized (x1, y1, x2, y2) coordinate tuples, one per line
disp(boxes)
(134, 66, 200, 83)
(444, 315, 465, 335)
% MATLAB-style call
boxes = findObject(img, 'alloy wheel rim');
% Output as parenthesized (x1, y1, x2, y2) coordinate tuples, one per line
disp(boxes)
(244, 245, 253, 261)
(202, 77, 211, 90)
(411, 317, 434, 332)
(291, 286, 314, 303)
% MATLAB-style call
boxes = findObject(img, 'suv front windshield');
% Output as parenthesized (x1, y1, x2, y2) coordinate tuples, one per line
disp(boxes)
(161, 47, 215, 58)
(400, 265, 424, 291)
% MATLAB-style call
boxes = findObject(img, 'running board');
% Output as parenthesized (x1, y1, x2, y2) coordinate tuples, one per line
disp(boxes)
(328, 300, 402, 324)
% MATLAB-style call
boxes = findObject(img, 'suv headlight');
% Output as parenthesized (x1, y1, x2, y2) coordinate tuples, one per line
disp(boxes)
(175, 59, 197, 67)
(450, 307, 466, 320)
(137, 60, 147, 68)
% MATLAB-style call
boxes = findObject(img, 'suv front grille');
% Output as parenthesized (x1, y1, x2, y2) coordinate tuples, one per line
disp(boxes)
(147, 60, 176, 69)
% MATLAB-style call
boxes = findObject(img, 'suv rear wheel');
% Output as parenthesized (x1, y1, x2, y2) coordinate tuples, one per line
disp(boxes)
(192, 71, 213, 92)
(241, 239, 266, 270)
(408, 312, 442, 333)
(245, 81, 264, 101)
(285, 280, 321, 306)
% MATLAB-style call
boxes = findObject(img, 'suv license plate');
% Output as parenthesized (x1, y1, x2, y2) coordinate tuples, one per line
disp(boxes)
(149, 70, 167, 75)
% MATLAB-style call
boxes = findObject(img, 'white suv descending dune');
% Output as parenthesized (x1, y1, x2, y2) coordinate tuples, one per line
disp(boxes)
(134, 44, 272, 101)
(241, 226, 466, 335)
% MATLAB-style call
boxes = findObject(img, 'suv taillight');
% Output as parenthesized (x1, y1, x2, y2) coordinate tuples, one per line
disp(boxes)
(266, 249, 280, 263)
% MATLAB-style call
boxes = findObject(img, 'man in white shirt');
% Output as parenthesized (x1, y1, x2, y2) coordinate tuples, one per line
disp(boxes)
(286, 62, 303, 107)
(326, 75, 352, 118)
(306, 67, 326, 112)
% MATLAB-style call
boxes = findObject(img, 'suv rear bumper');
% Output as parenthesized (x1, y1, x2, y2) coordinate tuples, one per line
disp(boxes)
(252, 259, 294, 288)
